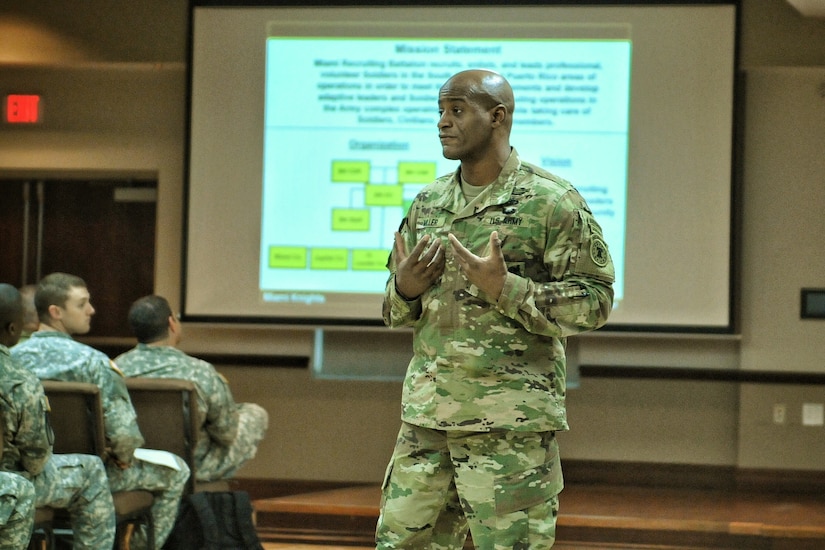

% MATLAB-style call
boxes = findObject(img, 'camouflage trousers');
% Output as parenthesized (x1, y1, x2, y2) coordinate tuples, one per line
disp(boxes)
(0, 472, 34, 550)
(33, 453, 116, 550)
(197, 403, 268, 482)
(107, 451, 190, 550)
(376, 422, 563, 550)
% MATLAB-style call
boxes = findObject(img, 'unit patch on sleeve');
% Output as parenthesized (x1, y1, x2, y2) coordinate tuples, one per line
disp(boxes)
(590, 237, 610, 268)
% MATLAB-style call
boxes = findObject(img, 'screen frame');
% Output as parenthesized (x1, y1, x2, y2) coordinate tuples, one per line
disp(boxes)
(181, 0, 742, 334)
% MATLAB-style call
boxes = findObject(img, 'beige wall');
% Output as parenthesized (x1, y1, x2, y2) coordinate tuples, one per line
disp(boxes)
(1, 0, 825, 482)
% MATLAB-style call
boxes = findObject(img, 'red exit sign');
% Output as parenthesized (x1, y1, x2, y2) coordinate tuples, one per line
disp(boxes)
(5, 94, 42, 124)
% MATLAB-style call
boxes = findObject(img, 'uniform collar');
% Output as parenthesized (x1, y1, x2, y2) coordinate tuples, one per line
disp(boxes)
(30, 330, 73, 340)
(435, 148, 521, 215)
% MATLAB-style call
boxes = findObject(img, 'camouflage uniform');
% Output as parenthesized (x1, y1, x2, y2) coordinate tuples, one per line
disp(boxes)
(377, 149, 615, 549)
(1, 343, 116, 549)
(115, 344, 269, 482)
(0, 472, 34, 550)
(12, 332, 191, 550)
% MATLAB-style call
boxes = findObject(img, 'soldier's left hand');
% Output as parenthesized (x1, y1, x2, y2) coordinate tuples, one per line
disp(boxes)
(448, 231, 507, 300)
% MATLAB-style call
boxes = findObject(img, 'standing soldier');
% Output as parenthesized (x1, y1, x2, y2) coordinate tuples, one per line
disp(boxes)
(376, 70, 614, 549)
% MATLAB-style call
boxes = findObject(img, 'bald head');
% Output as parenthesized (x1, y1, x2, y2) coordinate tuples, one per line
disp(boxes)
(0, 283, 24, 347)
(440, 69, 514, 131)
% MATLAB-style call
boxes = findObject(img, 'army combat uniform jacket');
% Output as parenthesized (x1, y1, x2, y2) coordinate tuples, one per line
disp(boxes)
(0, 345, 51, 477)
(384, 149, 615, 434)
(13, 331, 143, 463)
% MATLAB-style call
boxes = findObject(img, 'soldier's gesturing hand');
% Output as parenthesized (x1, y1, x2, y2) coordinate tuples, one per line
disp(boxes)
(393, 232, 445, 300)
(448, 231, 507, 301)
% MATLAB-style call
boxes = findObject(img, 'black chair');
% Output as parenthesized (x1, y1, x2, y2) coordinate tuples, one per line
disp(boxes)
(42, 380, 155, 550)
(124, 377, 230, 495)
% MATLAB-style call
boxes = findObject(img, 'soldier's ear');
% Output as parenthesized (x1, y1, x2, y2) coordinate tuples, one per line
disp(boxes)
(490, 104, 507, 128)
(168, 314, 182, 338)
(47, 304, 62, 321)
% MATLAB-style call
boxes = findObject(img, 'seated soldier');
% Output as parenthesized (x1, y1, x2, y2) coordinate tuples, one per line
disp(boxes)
(11, 274, 190, 550)
(116, 295, 268, 483)
(0, 472, 35, 550)
(0, 282, 115, 549)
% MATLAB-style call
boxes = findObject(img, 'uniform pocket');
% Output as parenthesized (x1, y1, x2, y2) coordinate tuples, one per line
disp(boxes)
(379, 460, 394, 511)
(493, 438, 563, 516)
(0, 494, 16, 524)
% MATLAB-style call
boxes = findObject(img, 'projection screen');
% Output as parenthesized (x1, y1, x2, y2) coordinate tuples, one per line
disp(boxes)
(184, 1, 737, 332)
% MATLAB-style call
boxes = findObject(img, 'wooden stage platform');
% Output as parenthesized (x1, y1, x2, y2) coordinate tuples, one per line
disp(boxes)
(254, 483, 825, 549)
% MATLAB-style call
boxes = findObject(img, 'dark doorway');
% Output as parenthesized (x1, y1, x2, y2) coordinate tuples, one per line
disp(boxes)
(0, 178, 157, 337)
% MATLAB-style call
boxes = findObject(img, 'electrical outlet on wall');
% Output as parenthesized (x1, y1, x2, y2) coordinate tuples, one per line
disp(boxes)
(802, 403, 824, 427)
(773, 403, 787, 425)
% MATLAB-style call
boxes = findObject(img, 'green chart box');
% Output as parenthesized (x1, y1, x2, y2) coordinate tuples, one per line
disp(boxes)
(332, 160, 371, 183)
(268, 246, 307, 269)
(332, 208, 370, 231)
(352, 248, 389, 271)
(365, 184, 403, 207)
(398, 162, 437, 183)
(310, 248, 349, 270)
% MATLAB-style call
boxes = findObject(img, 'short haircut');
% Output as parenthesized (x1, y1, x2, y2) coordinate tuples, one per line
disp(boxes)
(128, 295, 173, 343)
(18, 284, 39, 329)
(35, 272, 87, 323)
(0, 283, 23, 329)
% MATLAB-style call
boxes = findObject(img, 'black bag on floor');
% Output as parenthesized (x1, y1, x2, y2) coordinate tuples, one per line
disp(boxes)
(163, 490, 264, 550)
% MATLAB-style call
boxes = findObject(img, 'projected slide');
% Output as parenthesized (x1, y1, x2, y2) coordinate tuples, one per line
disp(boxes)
(260, 36, 630, 306)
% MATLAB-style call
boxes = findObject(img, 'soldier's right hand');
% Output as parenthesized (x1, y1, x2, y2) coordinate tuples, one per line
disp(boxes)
(393, 232, 445, 300)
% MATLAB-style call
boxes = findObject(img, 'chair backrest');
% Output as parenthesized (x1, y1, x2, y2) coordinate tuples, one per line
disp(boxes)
(42, 380, 156, 548)
(41, 380, 106, 458)
(124, 377, 199, 494)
